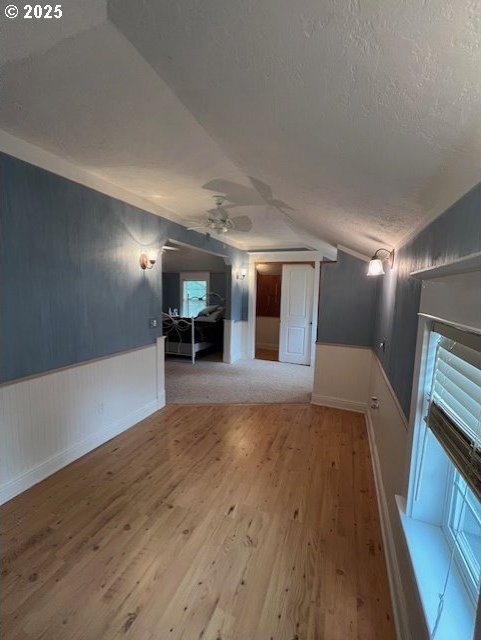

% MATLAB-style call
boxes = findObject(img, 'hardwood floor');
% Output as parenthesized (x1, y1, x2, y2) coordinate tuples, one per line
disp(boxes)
(1, 404, 395, 640)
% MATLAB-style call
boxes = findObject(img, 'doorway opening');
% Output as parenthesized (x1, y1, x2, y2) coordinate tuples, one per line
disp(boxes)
(162, 243, 228, 364)
(255, 262, 315, 365)
(255, 263, 281, 361)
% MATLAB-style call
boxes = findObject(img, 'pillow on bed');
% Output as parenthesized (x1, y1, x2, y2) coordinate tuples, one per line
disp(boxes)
(197, 307, 225, 322)
(196, 304, 219, 317)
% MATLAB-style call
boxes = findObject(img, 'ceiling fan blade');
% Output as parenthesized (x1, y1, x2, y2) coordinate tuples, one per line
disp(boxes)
(249, 177, 273, 201)
(187, 225, 206, 231)
(231, 215, 253, 232)
(269, 198, 295, 211)
(202, 179, 262, 205)
(162, 246, 179, 251)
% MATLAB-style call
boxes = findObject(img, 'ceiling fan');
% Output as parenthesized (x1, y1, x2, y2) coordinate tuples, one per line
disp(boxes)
(187, 196, 253, 235)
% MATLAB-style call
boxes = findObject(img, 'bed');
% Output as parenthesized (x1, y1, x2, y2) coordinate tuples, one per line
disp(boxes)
(162, 303, 224, 363)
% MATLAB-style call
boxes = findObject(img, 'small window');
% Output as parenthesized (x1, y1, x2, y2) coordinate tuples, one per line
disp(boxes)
(180, 273, 209, 317)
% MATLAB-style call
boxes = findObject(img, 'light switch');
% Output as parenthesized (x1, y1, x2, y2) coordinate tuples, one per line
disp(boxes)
(149, 318, 158, 328)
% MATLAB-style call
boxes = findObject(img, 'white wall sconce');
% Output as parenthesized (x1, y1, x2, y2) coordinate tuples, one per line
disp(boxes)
(367, 248, 395, 276)
(236, 268, 247, 280)
(139, 249, 158, 270)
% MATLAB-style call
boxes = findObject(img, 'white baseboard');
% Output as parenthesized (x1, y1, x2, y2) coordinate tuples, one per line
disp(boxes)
(310, 393, 367, 413)
(0, 398, 164, 505)
(365, 408, 409, 640)
(157, 390, 166, 408)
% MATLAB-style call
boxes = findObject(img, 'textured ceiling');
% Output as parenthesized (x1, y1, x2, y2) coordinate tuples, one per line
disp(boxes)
(109, 0, 481, 252)
(1, 0, 479, 255)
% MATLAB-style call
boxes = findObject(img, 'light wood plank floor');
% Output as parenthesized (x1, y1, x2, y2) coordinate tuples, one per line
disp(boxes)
(1, 404, 395, 640)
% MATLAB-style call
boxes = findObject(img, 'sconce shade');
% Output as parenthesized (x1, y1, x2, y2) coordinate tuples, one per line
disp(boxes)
(367, 258, 385, 276)
(236, 268, 247, 280)
(147, 249, 158, 262)
(366, 247, 394, 276)
(139, 250, 157, 270)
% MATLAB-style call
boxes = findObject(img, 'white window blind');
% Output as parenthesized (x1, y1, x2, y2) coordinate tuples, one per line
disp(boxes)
(427, 323, 481, 501)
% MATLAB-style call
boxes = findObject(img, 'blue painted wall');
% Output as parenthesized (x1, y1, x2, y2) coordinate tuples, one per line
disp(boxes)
(0, 153, 247, 383)
(373, 183, 481, 418)
(318, 250, 378, 346)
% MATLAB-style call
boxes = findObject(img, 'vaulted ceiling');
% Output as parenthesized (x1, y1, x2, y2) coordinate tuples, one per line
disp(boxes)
(1, 0, 479, 254)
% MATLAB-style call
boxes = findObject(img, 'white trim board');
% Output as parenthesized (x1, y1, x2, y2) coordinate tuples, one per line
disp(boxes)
(365, 409, 411, 640)
(310, 393, 366, 413)
(410, 251, 481, 279)
(418, 313, 481, 336)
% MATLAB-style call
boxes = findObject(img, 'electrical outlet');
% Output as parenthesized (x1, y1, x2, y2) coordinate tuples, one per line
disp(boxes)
(149, 318, 158, 328)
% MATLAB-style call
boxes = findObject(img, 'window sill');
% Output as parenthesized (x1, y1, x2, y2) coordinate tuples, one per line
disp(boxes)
(396, 495, 476, 640)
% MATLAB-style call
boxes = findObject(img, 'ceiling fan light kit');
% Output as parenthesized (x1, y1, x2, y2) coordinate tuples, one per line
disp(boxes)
(187, 195, 253, 235)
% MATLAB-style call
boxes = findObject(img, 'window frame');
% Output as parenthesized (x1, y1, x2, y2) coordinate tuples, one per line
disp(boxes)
(408, 323, 481, 611)
(442, 466, 481, 606)
(179, 272, 210, 318)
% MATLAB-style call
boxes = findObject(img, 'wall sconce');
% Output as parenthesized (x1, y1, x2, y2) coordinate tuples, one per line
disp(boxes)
(367, 248, 395, 276)
(236, 268, 247, 280)
(139, 249, 158, 270)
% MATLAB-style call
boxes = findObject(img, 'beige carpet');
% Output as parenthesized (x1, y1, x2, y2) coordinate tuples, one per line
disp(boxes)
(165, 356, 313, 403)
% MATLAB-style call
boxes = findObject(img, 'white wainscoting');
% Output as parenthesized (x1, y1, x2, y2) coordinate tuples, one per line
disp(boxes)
(0, 338, 166, 504)
(223, 320, 249, 363)
(311, 343, 372, 412)
(366, 356, 423, 640)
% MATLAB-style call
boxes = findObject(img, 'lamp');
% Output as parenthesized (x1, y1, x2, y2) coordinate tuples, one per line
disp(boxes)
(236, 268, 247, 280)
(367, 248, 394, 276)
(139, 249, 158, 270)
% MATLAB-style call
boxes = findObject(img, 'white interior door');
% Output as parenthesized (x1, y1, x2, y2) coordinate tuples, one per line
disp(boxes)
(279, 264, 314, 365)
